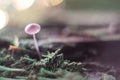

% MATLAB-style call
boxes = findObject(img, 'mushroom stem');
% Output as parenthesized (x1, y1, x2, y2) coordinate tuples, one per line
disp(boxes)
(33, 34, 41, 60)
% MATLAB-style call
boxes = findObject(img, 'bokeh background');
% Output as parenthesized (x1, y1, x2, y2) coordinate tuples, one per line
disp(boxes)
(0, 0, 120, 40)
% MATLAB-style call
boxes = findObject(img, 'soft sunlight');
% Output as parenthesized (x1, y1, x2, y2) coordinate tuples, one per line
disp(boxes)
(13, 0, 35, 11)
(42, 0, 64, 7)
(0, 10, 8, 29)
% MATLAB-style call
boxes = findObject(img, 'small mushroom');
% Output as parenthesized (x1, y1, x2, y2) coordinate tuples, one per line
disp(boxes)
(25, 23, 41, 60)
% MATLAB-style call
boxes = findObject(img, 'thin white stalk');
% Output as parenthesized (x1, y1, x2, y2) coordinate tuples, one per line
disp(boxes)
(33, 34, 41, 60)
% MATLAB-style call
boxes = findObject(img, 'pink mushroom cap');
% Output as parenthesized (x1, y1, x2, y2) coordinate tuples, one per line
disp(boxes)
(25, 23, 41, 35)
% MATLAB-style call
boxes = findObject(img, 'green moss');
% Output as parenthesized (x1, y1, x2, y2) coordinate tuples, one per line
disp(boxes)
(0, 48, 116, 80)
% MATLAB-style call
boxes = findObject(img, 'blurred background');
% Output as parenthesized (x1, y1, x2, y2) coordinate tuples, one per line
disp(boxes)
(0, 0, 120, 40)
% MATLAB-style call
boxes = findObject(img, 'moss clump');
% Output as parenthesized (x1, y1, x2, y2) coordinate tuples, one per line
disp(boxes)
(0, 48, 116, 80)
